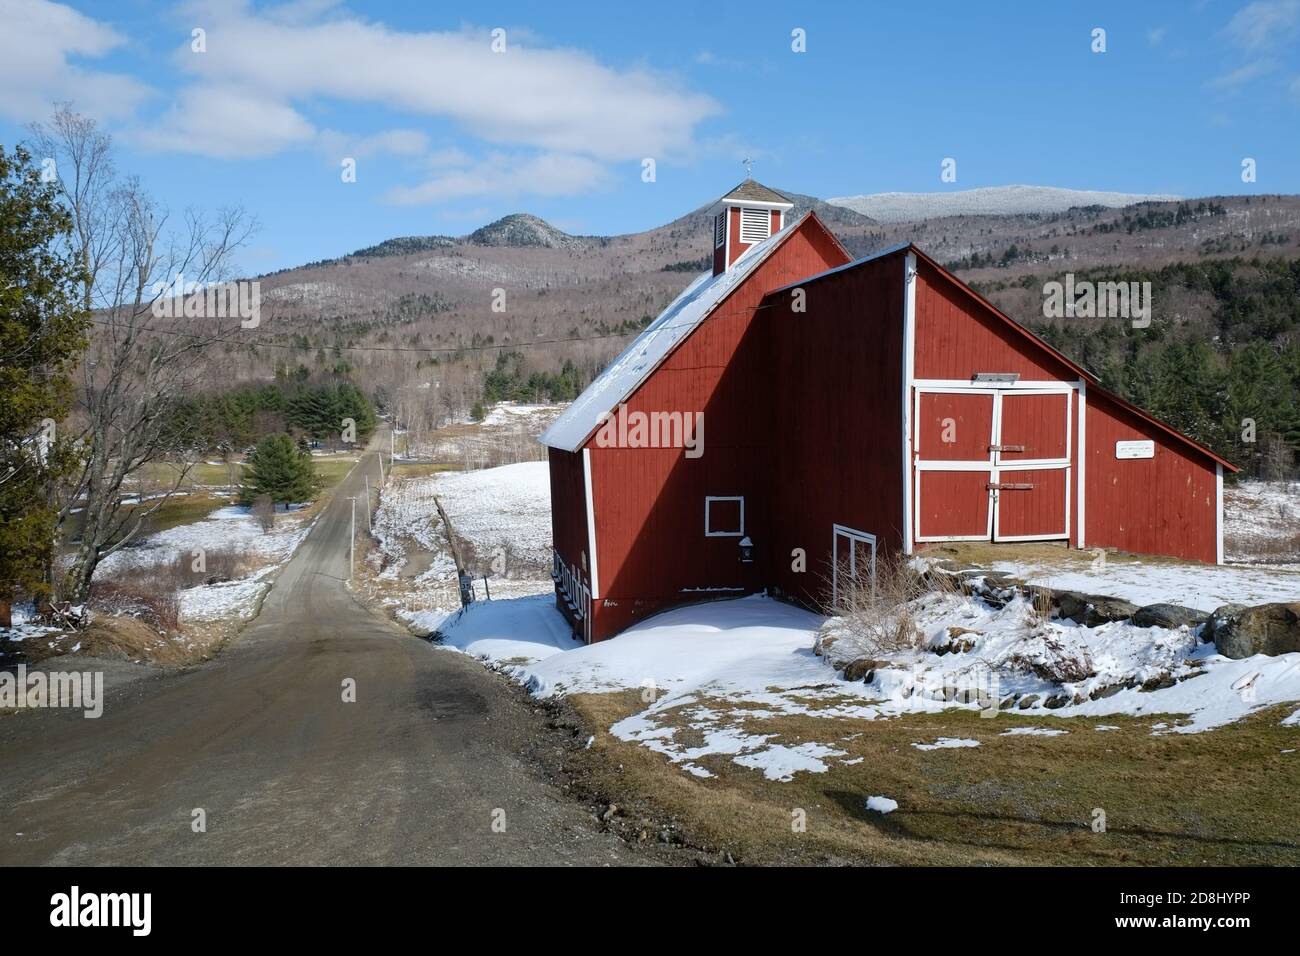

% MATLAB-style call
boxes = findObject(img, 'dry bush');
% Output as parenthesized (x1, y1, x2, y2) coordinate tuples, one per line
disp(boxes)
(251, 494, 275, 532)
(1004, 632, 1095, 684)
(1026, 585, 1055, 624)
(823, 549, 938, 656)
(168, 547, 250, 588)
(88, 570, 181, 634)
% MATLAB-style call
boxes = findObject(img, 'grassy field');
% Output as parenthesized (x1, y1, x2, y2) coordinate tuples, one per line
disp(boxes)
(63, 455, 362, 548)
(568, 692, 1300, 866)
(390, 462, 462, 478)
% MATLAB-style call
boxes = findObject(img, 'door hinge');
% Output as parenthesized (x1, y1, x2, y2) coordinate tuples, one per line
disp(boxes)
(987, 482, 1034, 491)
(989, 444, 1026, 453)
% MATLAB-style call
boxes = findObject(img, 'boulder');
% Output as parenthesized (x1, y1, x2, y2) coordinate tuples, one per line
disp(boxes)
(842, 658, 888, 682)
(1016, 694, 1040, 710)
(1203, 604, 1248, 644)
(1208, 603, 1300, 659)
(1055, 591, 1139, 626)
(1133, 603, 1208, 630)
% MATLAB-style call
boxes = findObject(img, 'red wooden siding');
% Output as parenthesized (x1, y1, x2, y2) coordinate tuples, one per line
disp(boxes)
(918, 471, 989, 538)
(1000, 393, 1069, 460)
(763, 251, 905, 610)
(913, 261, 1077, 382)
(917, 392, 993, 460)
(1084, 392, 1218, 563)
(584, 216, 850, 640)
(996, 468, 1068, 538)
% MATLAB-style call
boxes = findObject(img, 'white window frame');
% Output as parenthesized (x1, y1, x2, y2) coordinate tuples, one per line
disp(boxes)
(831, 524, 877, 610)
(705, 495, 745, 537)
(739, 207, 770, 244)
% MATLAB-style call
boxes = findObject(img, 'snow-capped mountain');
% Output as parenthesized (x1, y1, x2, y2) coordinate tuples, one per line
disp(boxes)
(827, 185, 1182, 223)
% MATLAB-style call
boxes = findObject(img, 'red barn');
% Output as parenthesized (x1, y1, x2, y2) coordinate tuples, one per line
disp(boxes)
(541, 182, 1237, 643)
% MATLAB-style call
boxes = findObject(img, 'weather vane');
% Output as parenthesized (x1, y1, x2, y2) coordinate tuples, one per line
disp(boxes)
(743, 157, 753, 178)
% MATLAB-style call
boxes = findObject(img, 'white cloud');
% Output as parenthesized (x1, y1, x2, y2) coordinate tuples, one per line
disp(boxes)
(0, 0, 151, 121)
(156, 2, 719, 164)
(1148, 26, 1167, 46)
(384, 152, 610, 205)
(1207, 58, 1279, 90)
(1225, 0, 1300, 50)
(134, 85, 316, 158)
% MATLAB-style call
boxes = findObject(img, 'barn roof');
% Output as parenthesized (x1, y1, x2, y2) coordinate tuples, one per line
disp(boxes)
(540, 214, 807, 452)
(769, 242, 1239, 473)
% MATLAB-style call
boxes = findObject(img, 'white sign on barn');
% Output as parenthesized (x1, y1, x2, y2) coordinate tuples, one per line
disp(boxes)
(1115, 439, 1155, 460)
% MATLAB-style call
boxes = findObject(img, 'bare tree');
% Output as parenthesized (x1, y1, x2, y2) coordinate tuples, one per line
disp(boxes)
(29, 105, 256, 602)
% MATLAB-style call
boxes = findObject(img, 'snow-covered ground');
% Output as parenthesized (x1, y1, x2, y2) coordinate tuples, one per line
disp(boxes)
(95, 502, 315, 623)
(373, 460, 552, 582)
(987, 557, 1300, 611)
(401, 402, 561, 467)
(432, 591, 1300, 783)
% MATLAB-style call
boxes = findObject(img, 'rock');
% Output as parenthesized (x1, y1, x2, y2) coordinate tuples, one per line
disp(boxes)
(1139, 674, 1177, 692)
(1017, 694, 1040, 710)
(943, 626, 980, 654)
(1043, 693, 1071, 709)
(813, 633, 837, 657)
(999, 695, 1018, 710)
(1056, 591, 1139, 626)
(842, 658, 887, 682)
(601, 803, 619, 823)
(1133, 603, 1208, 629)
(1089, 682, 1128, 700)
(1203, 604, 1247, 644)
(1209, 602, 1300, 659)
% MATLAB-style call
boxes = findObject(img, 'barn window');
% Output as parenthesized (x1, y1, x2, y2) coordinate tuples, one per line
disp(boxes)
(705, 496, 745, 537)
(739, 207, 770, 244)
(714, 212, 726, 248)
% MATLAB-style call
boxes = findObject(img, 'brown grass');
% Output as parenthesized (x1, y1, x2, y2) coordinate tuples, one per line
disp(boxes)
(565, 691, 1300, 866)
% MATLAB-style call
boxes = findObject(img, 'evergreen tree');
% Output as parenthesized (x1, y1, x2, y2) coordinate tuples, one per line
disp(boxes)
(239, 434, 320, 509)
(0, 145, 89, 617)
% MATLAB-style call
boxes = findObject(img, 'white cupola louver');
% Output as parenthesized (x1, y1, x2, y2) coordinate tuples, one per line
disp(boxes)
(739, 207, 771, 244)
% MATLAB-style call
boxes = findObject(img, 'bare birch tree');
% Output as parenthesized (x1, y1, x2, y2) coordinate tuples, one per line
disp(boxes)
(29, 105, 257, 602)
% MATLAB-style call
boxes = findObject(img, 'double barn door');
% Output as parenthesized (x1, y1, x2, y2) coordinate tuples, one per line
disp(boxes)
(914, 386, 1072, 542)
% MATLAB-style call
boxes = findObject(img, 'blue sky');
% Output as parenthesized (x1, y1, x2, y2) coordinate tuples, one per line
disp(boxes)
(2, 0, 1297, 273)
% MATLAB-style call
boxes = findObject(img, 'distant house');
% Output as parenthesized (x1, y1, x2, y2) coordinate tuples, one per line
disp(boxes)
(540, 181, 1236, 643)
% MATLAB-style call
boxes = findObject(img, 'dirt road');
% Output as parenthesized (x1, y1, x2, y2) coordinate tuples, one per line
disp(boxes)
(0, 452, 637, 865)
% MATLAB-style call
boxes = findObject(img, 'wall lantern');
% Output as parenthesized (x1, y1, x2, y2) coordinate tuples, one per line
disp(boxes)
(738, 536, 755, 564)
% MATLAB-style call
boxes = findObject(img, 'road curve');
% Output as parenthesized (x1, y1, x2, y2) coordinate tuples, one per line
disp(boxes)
(0, 452, 636, 865)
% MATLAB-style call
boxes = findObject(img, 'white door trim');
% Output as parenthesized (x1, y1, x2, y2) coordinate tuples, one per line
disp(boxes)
(582, 448, 600, 600)
(901, 252, 917, 555)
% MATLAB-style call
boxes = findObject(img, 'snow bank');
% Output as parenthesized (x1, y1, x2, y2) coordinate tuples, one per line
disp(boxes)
(988, 558, 1300, 612)
(433, 589, 1300, 781)
(96, 503, 310, 577)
